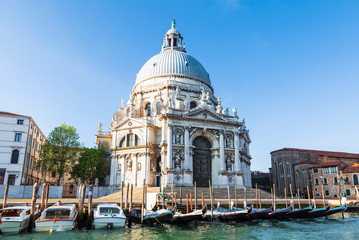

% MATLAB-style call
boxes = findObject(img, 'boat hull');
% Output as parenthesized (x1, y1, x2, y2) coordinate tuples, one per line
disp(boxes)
(0, 218, 30, 234)
(94, 216, 126, 229)
(35, 220, 76, 232)
(170, 210, 204, 224)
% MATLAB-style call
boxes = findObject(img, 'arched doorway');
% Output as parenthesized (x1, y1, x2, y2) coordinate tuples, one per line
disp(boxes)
(193, 136, 211, 187)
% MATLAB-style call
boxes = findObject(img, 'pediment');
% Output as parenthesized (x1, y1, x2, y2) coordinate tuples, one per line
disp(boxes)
(113, 118, 146, 130)
(185, 107, 226, 122)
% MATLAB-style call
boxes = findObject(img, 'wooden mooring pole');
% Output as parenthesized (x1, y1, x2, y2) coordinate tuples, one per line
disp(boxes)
(40, 182, 47, 213)
(194, 181, 197, 210)
(209, 180, 213, 221)
(180, 186, 182, 205)
(202, 193, 204, 209)
(272, 184, 276, 211)
(87, 185, 94, 229)
(290, 184, 294, 208)
(128, 184, 133, 227)
(125, 183, 129, 212)
(141, 179, 145, 224)
(284, 187, 288, 208)
(190, 192, 193, 212)
(307, 185, 311, 206)
(259, 187, 262, 209)
(3, 183, 9, 208)
(227, 185, 231, 209)
(321, 185, 325, 207)
(120, 181, 124, 209)
(234, 184, 237, 209)
(186, 194, 189, 214)
(45, 183, 50, 209)
(29, 183, 39, 232)
(297, 188, 301, 209)
(256, 183, 259, 210)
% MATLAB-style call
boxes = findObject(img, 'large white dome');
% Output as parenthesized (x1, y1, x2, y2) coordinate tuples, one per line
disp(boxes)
(135, 50, 211, 86)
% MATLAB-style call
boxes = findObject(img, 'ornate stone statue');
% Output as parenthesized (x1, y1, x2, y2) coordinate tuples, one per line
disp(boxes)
(216, 97, 223, 113)
(121, 99, 125, 108)
(232, 107, 238, 117)
(98, 121, 103, 132)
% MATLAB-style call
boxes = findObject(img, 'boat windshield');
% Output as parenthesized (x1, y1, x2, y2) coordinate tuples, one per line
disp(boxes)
(45, 209, 71, 219)
(0, 209, 24, 217)
(99, 207, 120, 215)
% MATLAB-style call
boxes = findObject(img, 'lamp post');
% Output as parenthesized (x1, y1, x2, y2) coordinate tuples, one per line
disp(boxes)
(338, 171, 347, 203)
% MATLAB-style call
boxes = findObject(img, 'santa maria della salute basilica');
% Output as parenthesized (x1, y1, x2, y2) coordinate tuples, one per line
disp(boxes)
(96, 21, 252, 189)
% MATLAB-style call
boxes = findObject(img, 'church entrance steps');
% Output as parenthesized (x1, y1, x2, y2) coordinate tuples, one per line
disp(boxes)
(98, 186, 272, 205)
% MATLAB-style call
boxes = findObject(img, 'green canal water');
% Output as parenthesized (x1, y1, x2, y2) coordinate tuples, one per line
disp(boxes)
(3, 212, 359, 240)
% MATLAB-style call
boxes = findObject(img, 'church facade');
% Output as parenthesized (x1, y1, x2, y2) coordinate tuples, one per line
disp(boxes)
(96, 22, 252, 188)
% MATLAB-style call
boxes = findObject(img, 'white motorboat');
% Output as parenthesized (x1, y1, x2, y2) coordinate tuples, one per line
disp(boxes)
(93, 203, 126, 229)
(0, 206, 35, 234)
(35, 204, 78, 232)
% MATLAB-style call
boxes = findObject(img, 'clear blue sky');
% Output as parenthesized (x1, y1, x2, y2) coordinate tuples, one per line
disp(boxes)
(1, 0, 359, 172)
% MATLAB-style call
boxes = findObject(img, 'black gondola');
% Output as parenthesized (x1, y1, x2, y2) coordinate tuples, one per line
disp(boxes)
(265, 203, 293, 219)
(244, 205, 274, 220)
(169, 205, 207, 224)
(205, 206, 252, 222)
(286, 203, 315, 219)
(313, 204, 347, 218)
(301, 204, 331, 218)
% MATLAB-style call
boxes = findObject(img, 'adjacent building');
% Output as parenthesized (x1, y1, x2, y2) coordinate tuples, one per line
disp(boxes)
(96, 22, 252, 189)
(0, 111, 46, 185)
(270, 148, 359, 198)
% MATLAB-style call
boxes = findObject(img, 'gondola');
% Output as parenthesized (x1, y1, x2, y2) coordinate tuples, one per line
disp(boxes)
(314, 204, 347, 218)
(286, 202, 315, 219)
(205, 205, 252, 222)
(132, 207, 175, 225)
(242, 205, 274, 220)
(300, 204, 331, 218)
(265, 203, 293, 220)
(169, 205, 207, 224)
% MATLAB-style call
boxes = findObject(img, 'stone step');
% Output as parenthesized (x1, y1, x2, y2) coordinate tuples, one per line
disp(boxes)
(99, 186, 272, 202)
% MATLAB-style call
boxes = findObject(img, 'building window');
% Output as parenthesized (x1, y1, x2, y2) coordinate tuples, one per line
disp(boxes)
(313, 168, 318, 174)
(17, 119, 24, 125)
(314, 188, 318, 191)
(302, 171, 307, 186)
(51, 171, 56, 178)
(330, 167, 337, 174)
(286, 162, 291, 186)
(296, 170, 300, 187)
(11, 150, 19, 164)
(334, 194, 338, 198)
(346, 189, 351, 196)
(0, 169, 5, 185)
(8, 175, 16, 185)
(190, 101, 197, 109)
(323, 177, 328, 185)
(145, 102, 151, 116)
(334, 176, 338, 185)
(279, 163, 285, 188)
(353, 174, 358, 186)
(315, 178, 319, 185)
(14, 133, 22, 142)
(120, 137, 125, 147)
(135, 135, 139, 146)
(324, 190, 330, 197)
(316, 193, 321, 197)
(120, 134, 140, 147)
(344, 176, 349, 184)
(323, 167, 330, 174)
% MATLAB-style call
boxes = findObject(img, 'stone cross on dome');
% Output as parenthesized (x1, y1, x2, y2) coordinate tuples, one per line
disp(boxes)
(172, 19, 176, 28)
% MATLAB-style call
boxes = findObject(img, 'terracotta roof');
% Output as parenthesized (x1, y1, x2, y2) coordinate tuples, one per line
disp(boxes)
(271, 148, 359, 159)
(0, 111, 27, 117)
(342, 164, 359, 173)
(294, 160, 317, 165)
(309, 161, 346, 169)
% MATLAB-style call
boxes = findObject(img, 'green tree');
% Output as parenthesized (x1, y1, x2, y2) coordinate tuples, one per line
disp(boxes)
(37, 124, 82, 185)
(70, 147, 110, 185)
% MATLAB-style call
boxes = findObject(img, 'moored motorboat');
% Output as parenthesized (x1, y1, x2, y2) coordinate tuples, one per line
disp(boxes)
(0, 206, 36, 234)
(170, 205, 207, 224)
(93, 203, 126, 229)
(35, 204, 78, 232)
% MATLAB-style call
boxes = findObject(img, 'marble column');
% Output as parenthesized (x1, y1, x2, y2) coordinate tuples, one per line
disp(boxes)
(167, 124, 173, 169)
(184, 126, 190, 170)
(234, 132, 240, 172)
(161, 118, 166, 144)
(219, 131, 225, 171)
(121, 155, 126, 183)
(133, 154, 137, 186)
(110, 154, 116, 186)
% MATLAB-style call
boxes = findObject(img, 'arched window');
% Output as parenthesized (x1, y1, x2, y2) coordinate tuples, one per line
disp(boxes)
(119, 134, 140, 147)
(302, 171, 307, 186)
(286, 162, 291, 187)
(296, 170, 300, 187)
(145, 103, 151, 116)
(353, 174, 359, 186)
(190, 101, 197, 109)
(325, 189, 330, 197)
(11, 150, 19, 164)
(279, 163, 285, 188)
